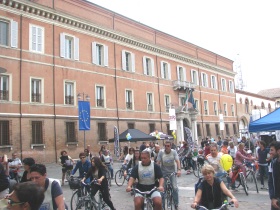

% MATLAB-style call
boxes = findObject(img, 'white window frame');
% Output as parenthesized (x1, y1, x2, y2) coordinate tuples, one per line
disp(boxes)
(204, 100, 209, 115)
(201, 72, 208, 87)
(143, 56, 154, 76)
(221, 78, 227, 92)
(29, 24, 44, 53)
(64, 80, 76, 105)
(211, 75, 217, 89)
(160, 61, 171, 80)
(0, 18, 18, 48)
(0, 74, 12, 101)
(191, 69, 199, 85)
(194, 99, 199, 112)
(223, 103, 227, 116)
(125, 89, 134, 110)
(213, 101, 218, 116)
(122, 50, 135, 72)
(96, 85, 106, 108)
(231, 104, 235, 116)
(177, 65, 186, 81)
(30, 77, 44, 103)
(229, 80, 234, 93)
(60, 33, 79, 60)
(164, 95, 170, 112)
(92, 42, 108, 66)
(147, 92, 154, 111)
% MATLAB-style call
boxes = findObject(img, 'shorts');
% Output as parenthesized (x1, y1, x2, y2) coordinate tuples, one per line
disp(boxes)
(62, 165, 73, 173)
(135, 190, 161, 199)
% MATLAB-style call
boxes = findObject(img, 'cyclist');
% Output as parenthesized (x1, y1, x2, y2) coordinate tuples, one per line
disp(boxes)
(206, 143, 224, 177)
(157, 140, 181, 210)
(123, 147, 135, 164)
(71, 152, 91, 179)
(59, 150, 74, 185)
(8, 152, 22, 180)
(234, 143, 255, 177)
(124, 149, 141, 178)
(126, 150, 164, 210)
(100, 149, 114, 179)
(191, 164, 239, 209)
(81, 156, 116, 210)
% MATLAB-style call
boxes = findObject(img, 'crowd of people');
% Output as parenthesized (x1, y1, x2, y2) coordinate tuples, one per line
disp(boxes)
(0, 135, 280, 210)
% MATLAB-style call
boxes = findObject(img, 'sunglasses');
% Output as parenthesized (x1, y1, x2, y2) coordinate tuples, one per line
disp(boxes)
(7, 199, 25, 206)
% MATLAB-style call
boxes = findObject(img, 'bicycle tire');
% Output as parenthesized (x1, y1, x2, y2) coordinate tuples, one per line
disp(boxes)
(239, 173, 249, 195)
(193, 163, 201, 178)
(114, 170, 125, 186)
(251, 171, 259, 193)
(66, 170, 71, 182)
(106, 170, 111, 187)
(146, 199, 153, 210)
(71, 190, 79, 210)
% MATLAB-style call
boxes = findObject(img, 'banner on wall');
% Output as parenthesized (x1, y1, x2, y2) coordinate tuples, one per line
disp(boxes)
(169, 108, 177, 130)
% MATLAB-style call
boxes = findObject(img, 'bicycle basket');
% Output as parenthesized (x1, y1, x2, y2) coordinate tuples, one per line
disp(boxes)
(69, 178, 81, 190)
(197, 156, 205, 165)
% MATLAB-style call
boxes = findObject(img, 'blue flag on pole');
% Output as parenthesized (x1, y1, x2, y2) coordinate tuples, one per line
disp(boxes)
(78, 101, 90, 130)
(188, 89, 196, 109)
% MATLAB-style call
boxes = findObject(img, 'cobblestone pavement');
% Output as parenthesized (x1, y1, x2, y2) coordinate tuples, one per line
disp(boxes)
(45, 162, 271, 210)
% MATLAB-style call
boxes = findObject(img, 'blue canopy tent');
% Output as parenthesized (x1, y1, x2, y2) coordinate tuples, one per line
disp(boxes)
(249, 108, 280, 132)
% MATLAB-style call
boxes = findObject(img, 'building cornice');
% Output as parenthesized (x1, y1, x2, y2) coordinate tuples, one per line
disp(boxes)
(1, 0, 235, 77)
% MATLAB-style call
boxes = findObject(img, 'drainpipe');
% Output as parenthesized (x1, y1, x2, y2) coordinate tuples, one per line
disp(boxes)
(52, 23, 57, 163)
(198, 68, 205, 138)
(112, 14, 120, 130)
(19, 15, 23, 160)
(155, 55, 163, 131)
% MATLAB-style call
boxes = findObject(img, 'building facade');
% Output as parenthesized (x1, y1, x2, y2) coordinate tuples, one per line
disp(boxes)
(0, 0, 237, 162)
(235, 89, 275, 138)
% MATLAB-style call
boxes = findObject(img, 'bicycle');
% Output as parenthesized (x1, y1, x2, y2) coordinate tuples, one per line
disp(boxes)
(193, 155, 208, 178)
(194, 201, 233, 210)
(88, 179, 110, 210)
(134, 187, 158, 210)
(230, 165, 249, 195)
(244, 161, 259, 193)
(163, 172, 177, 210)
(114, 163, 127, 186)
(69, 176, 96, 210)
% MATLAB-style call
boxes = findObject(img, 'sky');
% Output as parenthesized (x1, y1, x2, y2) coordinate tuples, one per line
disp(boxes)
(88, 0, 280, 93)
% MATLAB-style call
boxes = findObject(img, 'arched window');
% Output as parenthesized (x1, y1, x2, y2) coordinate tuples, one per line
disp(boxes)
(276, 101, 280, 108)
(245, 98, 249, 114)
(268, 103, 271, 113)
(261, 102, 265, 109)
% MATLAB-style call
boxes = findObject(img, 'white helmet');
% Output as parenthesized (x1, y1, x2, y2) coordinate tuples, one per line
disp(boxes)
(247, 150, 252, 154)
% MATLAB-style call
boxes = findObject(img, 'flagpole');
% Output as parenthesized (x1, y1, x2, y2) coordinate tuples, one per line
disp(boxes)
(78, 93, 90, 149)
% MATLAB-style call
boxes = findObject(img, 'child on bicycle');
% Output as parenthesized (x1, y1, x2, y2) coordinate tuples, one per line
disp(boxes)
(81, 156, 116, 210)
(191, 164, 239, 209)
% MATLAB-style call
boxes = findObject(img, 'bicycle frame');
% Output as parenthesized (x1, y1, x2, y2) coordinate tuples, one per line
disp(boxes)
(134, 187, 157, 210)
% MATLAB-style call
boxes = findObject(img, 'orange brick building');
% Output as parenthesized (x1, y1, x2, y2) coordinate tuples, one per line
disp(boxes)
(0, 0, 237, 162)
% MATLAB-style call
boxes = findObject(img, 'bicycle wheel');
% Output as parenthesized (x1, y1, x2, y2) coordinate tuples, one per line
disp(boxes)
(71, 190, 79, 210)
(146, 199, 153, 210)
(239, 173, 249, 195)
(166, 189, 175, 209)
(251, 171, 259, 193)
(66, 170, 71, 182)
(193, 163, 201, 178)
(106, 170, 111, 187)
(114, 170, 125, 186)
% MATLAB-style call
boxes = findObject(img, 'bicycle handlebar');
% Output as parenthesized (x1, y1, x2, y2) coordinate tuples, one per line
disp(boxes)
(134, 187, 157, 196)
(195, 201, 234, 210)
(164, 171, 177, 179)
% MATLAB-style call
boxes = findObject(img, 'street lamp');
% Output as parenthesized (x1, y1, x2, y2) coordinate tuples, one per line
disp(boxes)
(77, 92, 90, 149)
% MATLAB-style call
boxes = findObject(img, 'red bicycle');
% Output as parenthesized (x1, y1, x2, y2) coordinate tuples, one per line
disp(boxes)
(230, 164, 248, 195)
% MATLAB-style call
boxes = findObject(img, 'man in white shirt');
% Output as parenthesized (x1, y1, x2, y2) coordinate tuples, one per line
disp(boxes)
(8, 152, 22, 180)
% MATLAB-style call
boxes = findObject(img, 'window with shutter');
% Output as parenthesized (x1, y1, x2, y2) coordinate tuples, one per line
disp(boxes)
(32, 121, 43, 144)
(66, 122, 76, 142)
(98, 123, 107, 141)
(96, 86, 105, 107)
(0, 75, 9, 101)
(65, 82, 74, 105)
(31, 79, 41, 103)
(0, 20, 8, 46)
(0, 120, 10, 146)
(125, 90, 133, 110)
(92, 42, 108, 66)
(29, 24, 44, 53)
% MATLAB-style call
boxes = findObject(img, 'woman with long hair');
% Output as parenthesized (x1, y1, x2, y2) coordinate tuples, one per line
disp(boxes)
(82, 157, 116, 210)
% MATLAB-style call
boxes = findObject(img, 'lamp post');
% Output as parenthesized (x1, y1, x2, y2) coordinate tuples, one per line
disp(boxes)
(77, 92, 90, 149)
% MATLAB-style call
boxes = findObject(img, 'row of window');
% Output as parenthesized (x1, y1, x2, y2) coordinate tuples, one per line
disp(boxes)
(0, 20, 234, 92)
(0, 119, 237, 147)
(0, 75, 235, 115)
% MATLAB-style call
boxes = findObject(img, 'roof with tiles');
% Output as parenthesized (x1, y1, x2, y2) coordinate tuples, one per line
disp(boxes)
(258, 88, 280, 98)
